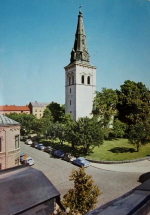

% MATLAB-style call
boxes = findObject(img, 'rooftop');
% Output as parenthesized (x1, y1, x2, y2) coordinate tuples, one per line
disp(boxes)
(30, 101, 49, 107)
(0, 105, 30, 111)
(0, 165, 60, 215)
(0, 114, 20, 126)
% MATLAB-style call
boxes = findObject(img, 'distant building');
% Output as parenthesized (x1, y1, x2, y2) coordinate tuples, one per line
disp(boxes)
(29, 101, 49, 119)
(0, 165, 63, 215)
(0, 114, 20, 170)
(65, 9, 96, 120)
(0, 105, 30, 115)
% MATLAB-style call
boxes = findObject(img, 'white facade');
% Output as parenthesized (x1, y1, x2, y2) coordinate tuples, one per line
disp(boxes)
(65, 63, 96, 120)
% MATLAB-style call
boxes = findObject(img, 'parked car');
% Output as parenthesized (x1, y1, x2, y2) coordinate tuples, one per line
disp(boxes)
(63, 153, 76, 162)
(54, 150, 65, 158)
(22, 156, 35, 166)
(37, 143, 45, 150)
(72, 157, 90, 167)
(20, 153, 28, 163)
(20, 136, 26, 141)
(44, 146, 54, 153)
(31, 141, 39, 148)
(25, 139, 33, 145)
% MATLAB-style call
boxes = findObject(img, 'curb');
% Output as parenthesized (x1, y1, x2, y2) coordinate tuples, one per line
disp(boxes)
(86, 156, 150, 164)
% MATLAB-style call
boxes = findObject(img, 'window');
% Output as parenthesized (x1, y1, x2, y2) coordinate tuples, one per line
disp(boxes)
(70, 100, 71, 105)
(87, 76, 90, 84)
(35, 109, 37, 112)
(70, 88, 71, 93)
(81, 75, 84, 84)
(0, 138, 1, 152)
(0, 163, 1, 170)
(70, 111, 72, 113)
(15, 135, 19, 149)
(69, 77, 71, 85)
(72, 76, 74, 84)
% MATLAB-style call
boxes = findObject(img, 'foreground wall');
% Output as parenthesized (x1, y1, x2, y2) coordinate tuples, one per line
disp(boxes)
(86, 179, 150, 215)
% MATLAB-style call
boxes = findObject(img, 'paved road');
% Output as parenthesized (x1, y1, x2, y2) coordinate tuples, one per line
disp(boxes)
(20, 142, 146, 208)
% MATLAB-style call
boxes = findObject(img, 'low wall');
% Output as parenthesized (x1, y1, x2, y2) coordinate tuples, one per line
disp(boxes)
(86, 179, 150, 215)
(87, 156, 150, 164)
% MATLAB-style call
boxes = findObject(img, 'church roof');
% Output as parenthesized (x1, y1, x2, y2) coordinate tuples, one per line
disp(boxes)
(70, 8, 91, 65)
(0, 114, 20, 126)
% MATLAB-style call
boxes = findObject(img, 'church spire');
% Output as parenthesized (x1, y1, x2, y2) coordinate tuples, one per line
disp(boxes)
(70, 8, 90, 65)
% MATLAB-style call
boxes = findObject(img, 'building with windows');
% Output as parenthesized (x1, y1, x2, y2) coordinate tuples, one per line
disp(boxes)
(0, 105, 30, 115)
(0, 114, 20, 170)
(29, 101, 50, 119)
(65, 9, 96, 120)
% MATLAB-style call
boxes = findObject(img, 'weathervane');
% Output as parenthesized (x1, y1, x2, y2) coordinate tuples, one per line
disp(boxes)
(79, 5, 82, 12)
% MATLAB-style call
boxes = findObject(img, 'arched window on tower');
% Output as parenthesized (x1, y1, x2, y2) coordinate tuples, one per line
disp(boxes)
(81, 75, 84, 84)
(69, 77, 71, 85)
(72, 75, 74, 84)
(87, 76, 90, 85)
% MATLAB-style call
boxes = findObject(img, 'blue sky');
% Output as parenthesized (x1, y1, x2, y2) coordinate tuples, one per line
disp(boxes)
(0, 0, 150, 105)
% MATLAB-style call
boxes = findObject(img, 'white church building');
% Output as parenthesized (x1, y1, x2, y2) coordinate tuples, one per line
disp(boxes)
(65, 9, 97, 121)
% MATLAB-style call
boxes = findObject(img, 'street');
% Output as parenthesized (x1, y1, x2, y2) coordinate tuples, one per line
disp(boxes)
(20, 141, 143, 208)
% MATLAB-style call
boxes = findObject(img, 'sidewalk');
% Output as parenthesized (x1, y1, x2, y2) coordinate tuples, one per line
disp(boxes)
(90, 160, 150, 173)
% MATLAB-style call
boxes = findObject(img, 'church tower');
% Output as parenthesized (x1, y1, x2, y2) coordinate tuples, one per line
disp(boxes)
(64, 8, 96, 121)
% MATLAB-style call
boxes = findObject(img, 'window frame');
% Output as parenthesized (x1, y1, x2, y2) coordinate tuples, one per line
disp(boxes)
(87, 76, 90, 85)
(81, 75, 84, 84)
(15, 135, 19, 149)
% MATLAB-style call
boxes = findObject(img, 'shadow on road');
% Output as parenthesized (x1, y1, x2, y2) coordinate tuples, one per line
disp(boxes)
(138, 172, 150, 183)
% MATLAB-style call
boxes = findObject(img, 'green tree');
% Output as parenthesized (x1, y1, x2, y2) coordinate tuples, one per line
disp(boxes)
(76, 117, 103, 154)
(52, 122, 66, 145)
(6, 113, 36, 134)
(117, 80, 150, 127)
(128, 123, 147, 152)
(112, 119, 127, 138)
(47, 102, 65, 122)
(93, 88, 118, 138)
(64, 116, 78, 150)
(62, 167, 100, 215)
(43, 107, 53, 121)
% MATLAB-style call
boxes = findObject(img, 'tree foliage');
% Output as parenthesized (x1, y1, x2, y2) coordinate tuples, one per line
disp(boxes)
(65, 117, 103, 154)
(128, 122, 150, 152)
(6, 113, 36, 134)
(47, 102, 65, 122)
(62, 167, 100, 215)
(112, 119, 127, 138)
(117, 80, 150, 126)
(76, 117, 103, 154)
(48, 122, 66, 144)
(93, 88, 118, 138)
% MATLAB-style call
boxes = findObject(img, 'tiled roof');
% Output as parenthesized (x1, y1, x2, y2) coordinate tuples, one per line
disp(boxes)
(30, 102, 49, 107)
(0, 105, 30, 111)
(0, 114, 20, 126)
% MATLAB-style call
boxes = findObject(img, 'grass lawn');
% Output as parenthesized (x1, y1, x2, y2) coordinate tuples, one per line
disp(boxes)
(85, 139, 150, 161)
(40, 138, 150, 161)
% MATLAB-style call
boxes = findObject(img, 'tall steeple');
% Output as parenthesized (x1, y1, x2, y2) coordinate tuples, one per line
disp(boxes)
(65, 8, 97, 121)
(70, 7, 90, 65)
